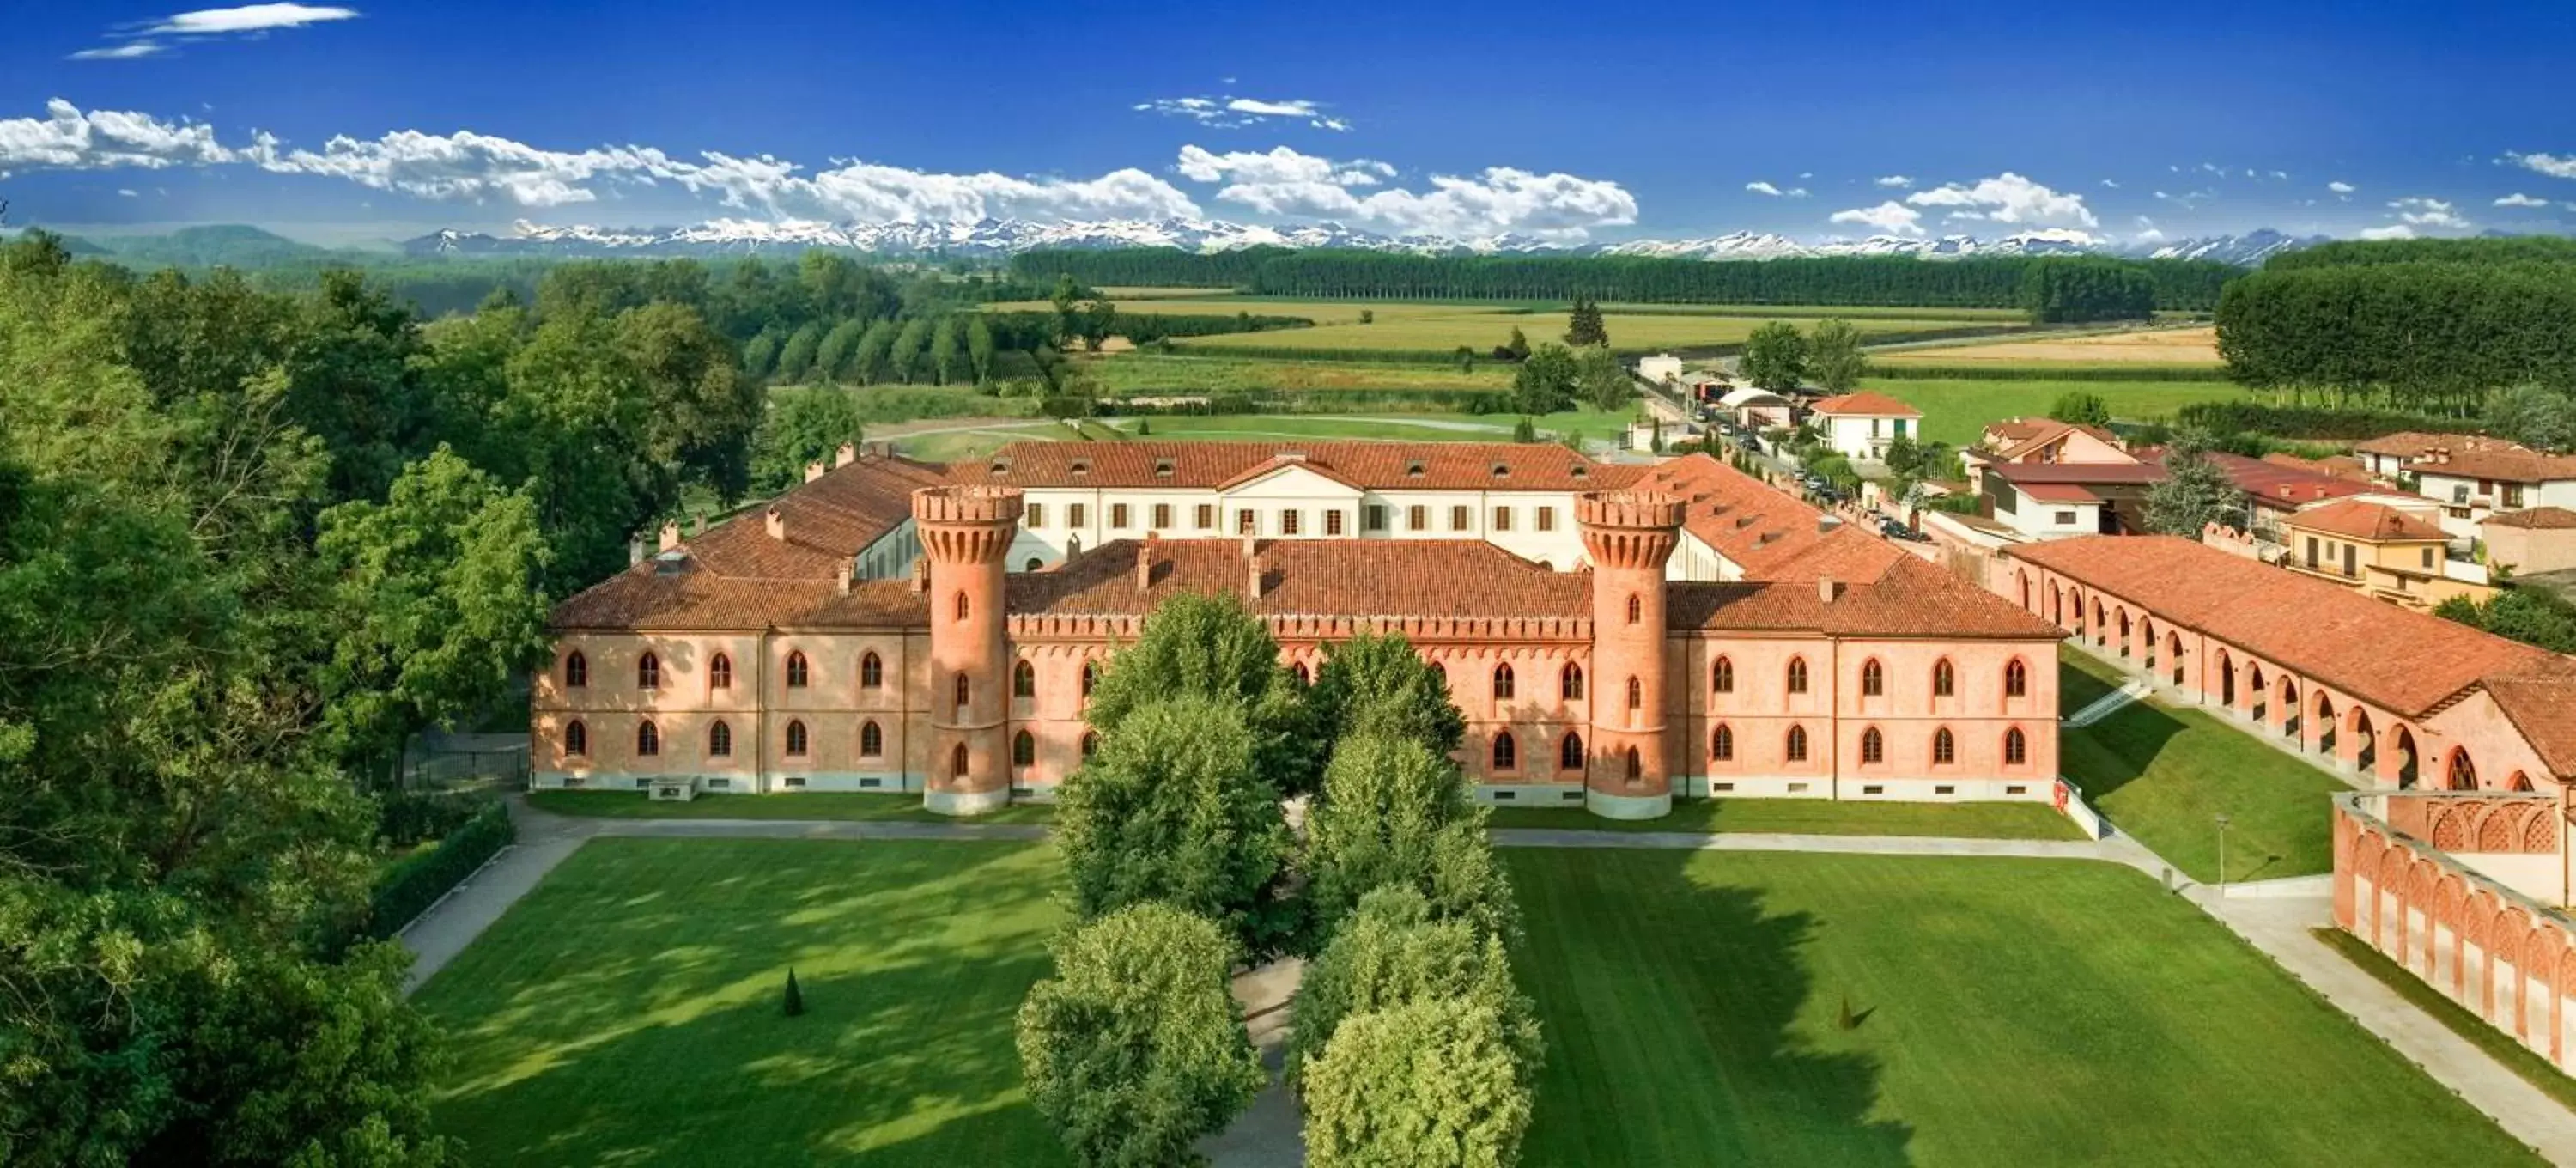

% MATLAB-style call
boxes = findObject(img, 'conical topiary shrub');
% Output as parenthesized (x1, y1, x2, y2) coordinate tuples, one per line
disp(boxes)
(784, 969, 805, 1017)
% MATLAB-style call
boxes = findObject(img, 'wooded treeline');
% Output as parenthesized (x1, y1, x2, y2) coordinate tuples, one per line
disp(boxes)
(2217, 246, 2576, 411)
(1010, 249, 2237, 311)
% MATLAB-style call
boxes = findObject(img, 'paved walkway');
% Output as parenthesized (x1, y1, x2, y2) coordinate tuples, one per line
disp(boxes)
(398, 797, 2576, 1165)
(2064, 678, 2151, 728)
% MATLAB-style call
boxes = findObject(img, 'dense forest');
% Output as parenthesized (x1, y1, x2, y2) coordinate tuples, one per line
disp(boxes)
(2217, 241, 2576, 412)
(1008, 248, 2239, 311)
(0, 229, 788, 1164)
(2019, 258, 2158, 322)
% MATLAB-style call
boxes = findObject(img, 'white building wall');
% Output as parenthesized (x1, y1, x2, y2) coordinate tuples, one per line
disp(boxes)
(1001, 480, 1596, 571)
(1822, 415, 1915, 460)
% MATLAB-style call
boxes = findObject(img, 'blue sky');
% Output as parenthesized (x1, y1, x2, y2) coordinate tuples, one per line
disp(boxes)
(5, 1, 2574, 246)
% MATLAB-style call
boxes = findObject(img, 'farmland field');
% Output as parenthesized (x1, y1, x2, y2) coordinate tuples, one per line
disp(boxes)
(877, 409, 1637, 465)
(987, 297, 2018, 354)
(1078, 352, 1511, 395)
(1875, 325, 2223, 367)
(1864, 376, 2246, 446)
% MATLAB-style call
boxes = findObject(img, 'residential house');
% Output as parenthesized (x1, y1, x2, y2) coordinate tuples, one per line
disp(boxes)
(2278, 499, 2489, 611)
(2482, 507, 2576, 576)
(1807, 392, 1923, 461)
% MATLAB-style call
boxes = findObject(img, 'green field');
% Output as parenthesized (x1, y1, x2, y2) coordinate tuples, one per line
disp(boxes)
(1487, 798, 2079, 839)
(882, 409, 1637, 465)
(1079, 352, 1512, 395)
(1506, 848, 2538, 1165)
(2059, 648, 2128, 713)
(1863, 376, 2247, 446)
(2057, 649, 2344, 884)
(1183, 310, 1990, 356)
(526, 789, 1059, 824)
(416, 838, 1067, 1166)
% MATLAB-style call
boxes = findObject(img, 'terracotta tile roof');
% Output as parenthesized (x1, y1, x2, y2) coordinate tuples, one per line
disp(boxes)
(1012, 538, 1591, 619)
(2479, 676, 2576, 778)
(1983, 417, 2128, 463)
(1744, 523, 1911, 583)
(948, 441, 1641, 492)
(1671, 553, 2063, 640)
(1626, 453, 1832, 575)
(1988, 462, 2168, 486)
(553, 570, 927, 631)
(2018, 483, 2103, 504)
(2281, 500, 2447, 543)
(2192, 452, 2375, 507)
(2487, 507, 2576, 531)
(2005, 535, 2575, 717)
(2415, 447, 2576, 485)
(2352, 431, 2527, 459)
(2262, 451, 2372, 484)
(1808, 391, 1923, 418)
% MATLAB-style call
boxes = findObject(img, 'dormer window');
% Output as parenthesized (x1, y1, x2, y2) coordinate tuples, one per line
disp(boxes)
(988, 458, 1011, 476)
(1571, 465, 1590, 480)
(1491, 463, 1510, 478)
(1154, 459, 1175, 478)
(1070, 459, 1091, 477)
(1406, 461, 1425, 478)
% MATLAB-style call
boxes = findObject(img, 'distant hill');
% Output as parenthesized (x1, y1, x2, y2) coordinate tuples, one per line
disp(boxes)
(54, 225, 350, 269)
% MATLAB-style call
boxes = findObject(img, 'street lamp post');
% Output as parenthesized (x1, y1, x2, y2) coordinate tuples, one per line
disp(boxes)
(2215, 812, 2233, 895)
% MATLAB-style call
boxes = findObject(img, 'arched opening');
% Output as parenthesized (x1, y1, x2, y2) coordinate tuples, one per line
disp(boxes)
(1711, 724, 1735, 763)
(2279, 678, 2300, 740)
(2215, 649, 2235, 707)
(1559, 732, 1584, 770)
(1080, 661, 1100, 698)
(2004, 727, 2028, 766)
(1785, 725, 1809, 763)
(635, 721, 659, 757)
(564, 650, 588, 688)
(786, 719, 809, 757)
(1012, 660, 1036, 698)
(1625, 593, 1642, 624)
(2392, 724, 2419, 788)
(1711, 657, 1735, 695)
(1080, 731, 1099, 758)
(1291, 661, 1311, 685)
(1492, 732, 1518, 772)
(2248, 664, 2268, 723)
(1428, 662, 1446, 687)
(1624, 745, 1642, 781)
(1932, 727, 1956, 766)
(950, 743, 969, 778)
(1933, 659, 1955, 698)
(709, 720, 732, 757)
(2167, 632, 2184, 686)
(2004, 658, 2028, 699)
(1492, 663, 1516, 701)
(860, 720, 883, 757)
(2018, 569, 2031, 611)
(2094, 602, 2109, 648)
(2315, 693, 2337, 757)
(953, 591, 971, 622)
(564, 719, 587, 757)
(1861, 727, 1885, 765)
(2141, 619, 2157, 670)
(1625, 676, 1642, 710)
(1562, 663, 1584, 702)
(709, 653, 733, 690)
(2446, 748, 2478, 791)
(2350, 708, 2376, 773)
(2509, 770, 2535, 793)
(1012, 731, 1036, 768)
(786, 650, 811, 689)
(952, 672, 970, 708)
(2117, 609, 2132, 657)
(637, 651, 661, 690)
(861, 651, 884, 689)
(1786, 657, 1808, 695)
(2051, 585, 2064, 624)
(1861, 659, 1885, 697)
(1025, 557, 1043, 572)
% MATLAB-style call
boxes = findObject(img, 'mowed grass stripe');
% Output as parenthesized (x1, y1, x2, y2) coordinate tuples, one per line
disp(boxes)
(416, 838, 1069, 1166)
(1505, 849, 2540, 1166)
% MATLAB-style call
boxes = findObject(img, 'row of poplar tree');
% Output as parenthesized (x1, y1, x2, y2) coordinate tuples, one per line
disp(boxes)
(1013, 593, 1545, 1166)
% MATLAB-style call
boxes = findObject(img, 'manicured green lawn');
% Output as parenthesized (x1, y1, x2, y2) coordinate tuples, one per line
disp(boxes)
(1488, 798, 2080, 839)
(2059, 646, 2129, 715)
(1505, 849, 2539, 1166)
(526, 789, 1057, 824)
(415, 839, 1067, 1166)
(2313, 928, 2576, 1112)
(2059, 694, 2343, 884)
(1862, 376, 2246, 446)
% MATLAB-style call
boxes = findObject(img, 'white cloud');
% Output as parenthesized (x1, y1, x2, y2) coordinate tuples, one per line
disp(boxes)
(2327, 180, 2354, 195)
(117, 188, 138, 198)
(2496, 192, 2553, 208)
(2505, 151, 2576, 180)
(2359, 225, 2416, 240)
(1905, 172, 2096, 228)
(2388, 196, 2469, 229)
(1136, 94, 1350, 131)
(1745, 180, 1782, 196)
(1176, 145, 1632, 239)
(1827, 200, 1923, 237)
(2132, 216, 2162, 243)
(1175, 144, 1388, 187)
(2099, 179, 2119, 189)
(1873, 175, 1912, 188)
(0, 99, 239, 173)
(71, 4, 357, 61)
(2269, 170, 2287, 180)
(69, 42, 168, 60)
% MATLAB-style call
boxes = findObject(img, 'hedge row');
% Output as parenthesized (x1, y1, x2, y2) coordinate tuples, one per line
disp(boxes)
(1866, 362, 2237, 382)
(368, 802, 514, 940)
(2170, 401, 2487, 441)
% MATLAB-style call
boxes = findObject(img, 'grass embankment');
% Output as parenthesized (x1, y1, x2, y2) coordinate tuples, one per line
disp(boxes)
(1487, 799, 2078, 839)
(2055, 648, 2342, 884)
(1862, 376, 2246, 445)
(1508, 848, 2541, 1165)
(416, 839, 1067, 1166)
(2312, 927, 2576, 1111)
(526, 789, 1058, 824)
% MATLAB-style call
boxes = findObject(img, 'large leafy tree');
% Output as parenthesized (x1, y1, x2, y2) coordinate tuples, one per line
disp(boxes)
(2144, 433, 2249, 536)
(2049, 392, 2112, 428)
(1301, 995, 1535, 1168)
(1308, 631, 1464, 758)
(1085, 590, 1324, 797)
(1806, 319, 1867, 393)
(2484, 383, 2576, 453)
(1562, 295, 1608, 348)
(1286, 887, 1540, 1093)
(1510, 343, 1578, 415)
(1016, 903, 1266, 1168)
(1573, 344, 1632, 412)
(750, 386, 864, 491)
(1740, 321, 1807, 392)
(1057, 695, 1296, 956)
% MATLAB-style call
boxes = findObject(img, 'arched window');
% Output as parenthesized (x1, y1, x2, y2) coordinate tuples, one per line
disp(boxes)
(1626, 593, 1642, 624)
(1012, 731, 1036, 767)
(709, 720, 732, 757)
(785, 719, 809, 757)
(1861, 727, 1884, 764)
(1711, 657, 1735, 694)
(1624, 746, 1642, 780)
(951, 743, 969, 777)
(859, 720, 883, 757)
(1932, 727, 1956, 766)
(1786, 657, 1808, 695)
(1080, 661, 1100, 697)
(1625, 676, 1643, 710)
(1291, 661, 1311, 685)
(1561, 663, 1584, 701)
(564, 650, 587, 688)
(861, 652, 884, 690)
(2448, 749, 2478, 791)
(1080, 731, 1100, 759)
(1492, 733, 1518, 772)
(708, 653, 732, 690)
(1012, 660, 1036, 698)
(1861, 659, 1884, 697)
(953, 673, 970, 708)
(1785, 725, 1808, 763)
(1559, 732, 1584, 770)
(954, 591, 971, 622)
(635, 721, 660, 757)
(1711, 724, 1735, 762)
(2003, 659, 2028, 698)
(637, 652, 661, 690)
(1492, 663, 1516, 701)
(1428, 662, 1446, 686)
(1933, 660, 1955, 697)
(1026, 557, 1043, 572)
(564, 719, 588, 757)
(2004, 727, 2027, 765)
(785, 650, 810, 689)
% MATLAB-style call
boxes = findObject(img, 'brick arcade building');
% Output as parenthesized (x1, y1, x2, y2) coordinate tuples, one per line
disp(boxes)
(533, 444, 2066, 819)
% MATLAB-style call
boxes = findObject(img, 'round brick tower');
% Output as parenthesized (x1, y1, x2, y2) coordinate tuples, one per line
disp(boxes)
(1577, 490, 1686, 820)
(912, 484, 1024, 816)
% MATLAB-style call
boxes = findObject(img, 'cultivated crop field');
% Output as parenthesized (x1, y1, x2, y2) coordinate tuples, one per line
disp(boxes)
(1864, 376, 2246, 446)
(1078, 352, 1512, 394)
(987, 297, 2017, 355)
(1876, 325, 2223, 367)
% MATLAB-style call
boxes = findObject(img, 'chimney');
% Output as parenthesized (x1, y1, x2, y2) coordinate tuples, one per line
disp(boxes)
(690, 511, 706, 536)
(835, 442, 858, 467)
(659, 520, 683, 551)
(1819, 575, 1840, 605)
(765, 507, 786, 541)
(1819, 514, 1842, 532)
(1136, 532, 1159, 593)
(629, 537, 646, 566)
(1242, 538, 1263, 599)
(909, 556, 930, 594)
(805, 462, 827, 483)
(837, 556, 856, 596)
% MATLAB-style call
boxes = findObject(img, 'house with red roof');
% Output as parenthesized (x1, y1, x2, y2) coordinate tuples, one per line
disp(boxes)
(2278, 499, 2491, 610)
(1807, 392, 1923, 461)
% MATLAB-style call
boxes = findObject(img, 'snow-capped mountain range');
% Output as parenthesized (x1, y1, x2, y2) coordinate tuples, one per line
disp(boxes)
(404, 217, 2326, 267)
